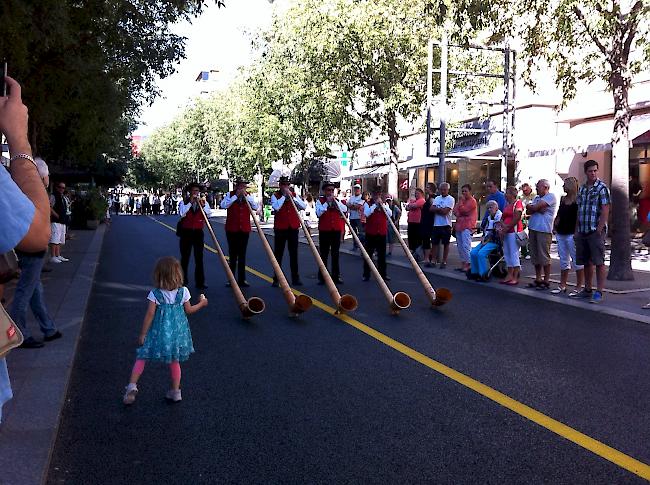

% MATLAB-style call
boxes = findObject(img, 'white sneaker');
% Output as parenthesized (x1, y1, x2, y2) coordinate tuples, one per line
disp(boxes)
(50, 256, 63, 264)
(58, 256, 70, 262)
(123, 383, 138, 405)
(165, 389, 182, 402)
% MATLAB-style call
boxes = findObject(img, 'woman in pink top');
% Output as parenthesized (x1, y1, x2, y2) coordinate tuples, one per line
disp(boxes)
(452, 184, 478, 272)
(406, 188, 425, 252)
(498, 186, 524, 285)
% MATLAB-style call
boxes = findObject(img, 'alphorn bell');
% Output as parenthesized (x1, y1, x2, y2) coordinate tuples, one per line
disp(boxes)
(244, 197, 312, 317)
(384, 209, 452, 307)
(198, 203, 265, 319)
(285, 194, 358, 314)
(334, 199, 411, 315)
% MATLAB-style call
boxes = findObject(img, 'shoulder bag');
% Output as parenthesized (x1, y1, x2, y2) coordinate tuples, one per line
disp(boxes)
(0, 304, 23, 357)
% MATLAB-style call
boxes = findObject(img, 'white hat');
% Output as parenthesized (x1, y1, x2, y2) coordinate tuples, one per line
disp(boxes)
(353, 183, 361, 188)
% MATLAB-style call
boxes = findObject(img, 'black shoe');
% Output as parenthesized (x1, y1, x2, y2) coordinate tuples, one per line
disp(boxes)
(44, 331, 62, 342)
(292, 278, 303, 286)
(196, 284, 208, 290)
(362, 275, 370, 281)
(334, 277, 344, 284)
(271, 279, 279, 287)
(239, 280, 250, 288)
(20, 337, 44, 349)
(383, 275, 391, 281)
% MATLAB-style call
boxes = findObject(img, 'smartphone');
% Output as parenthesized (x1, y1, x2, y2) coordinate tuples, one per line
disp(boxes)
(2, 60, 7, 97)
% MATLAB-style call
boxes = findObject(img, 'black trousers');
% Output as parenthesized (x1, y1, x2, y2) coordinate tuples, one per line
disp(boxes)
(274, 228, 300, 280)
(318, 230, 341, 280)
(226, 231, 250, 283)
(363, 234, 387, 278)
(179, 229, 205, 287)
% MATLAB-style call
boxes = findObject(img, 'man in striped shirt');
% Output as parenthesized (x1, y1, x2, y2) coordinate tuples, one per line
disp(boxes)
(573, 159, 610, 304)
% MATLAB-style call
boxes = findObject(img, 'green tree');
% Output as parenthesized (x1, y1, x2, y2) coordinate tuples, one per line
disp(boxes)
(479, 0, 650, 280)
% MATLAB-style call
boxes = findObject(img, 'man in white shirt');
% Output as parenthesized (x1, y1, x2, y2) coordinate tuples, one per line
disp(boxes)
(346, 183, 363, 250)
(220, 178, 258, 287)
(429, 182, 455, 269)
(178, 182, 213, 290)
(271, 177, 306, 286)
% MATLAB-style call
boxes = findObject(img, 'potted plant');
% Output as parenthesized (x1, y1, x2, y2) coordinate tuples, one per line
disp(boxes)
(85, 188, 108, 229)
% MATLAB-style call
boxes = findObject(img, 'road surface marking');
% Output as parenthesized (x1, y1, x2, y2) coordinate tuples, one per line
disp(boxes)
(150, 216, 650, 480)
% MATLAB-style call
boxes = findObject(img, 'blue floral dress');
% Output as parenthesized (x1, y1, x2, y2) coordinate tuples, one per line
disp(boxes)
(136, 288, 195, 363)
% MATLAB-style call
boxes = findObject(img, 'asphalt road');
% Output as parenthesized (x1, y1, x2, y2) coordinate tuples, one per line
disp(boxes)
(47, 215, 650, 484)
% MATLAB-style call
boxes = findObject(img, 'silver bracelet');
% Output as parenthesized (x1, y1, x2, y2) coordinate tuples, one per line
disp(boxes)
(10, 153, 37, 168)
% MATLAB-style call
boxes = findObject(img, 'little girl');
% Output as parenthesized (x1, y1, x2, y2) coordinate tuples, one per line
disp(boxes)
(123, 256, 208, 405)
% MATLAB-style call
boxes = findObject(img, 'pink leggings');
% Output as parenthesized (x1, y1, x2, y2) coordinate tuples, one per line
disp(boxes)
(132, 360, 181, 381)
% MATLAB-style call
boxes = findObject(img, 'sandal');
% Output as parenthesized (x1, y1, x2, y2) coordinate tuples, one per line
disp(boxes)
(550, 286, 566, 294)
(536, 282, 550, 290)
(505, 280, 519, 286)
(526, 281, 541, 288)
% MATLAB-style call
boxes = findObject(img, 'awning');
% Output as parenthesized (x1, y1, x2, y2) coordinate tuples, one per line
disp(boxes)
(339, 165, 389, 180)
(529, 112, 650, 157)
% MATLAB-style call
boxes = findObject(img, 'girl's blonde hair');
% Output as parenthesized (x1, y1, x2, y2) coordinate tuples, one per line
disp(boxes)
(153, 256, 184, 291)
(564, 176, 579, 196)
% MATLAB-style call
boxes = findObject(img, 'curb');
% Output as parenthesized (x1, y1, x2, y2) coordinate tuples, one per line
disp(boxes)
(0, 224, 106, 485)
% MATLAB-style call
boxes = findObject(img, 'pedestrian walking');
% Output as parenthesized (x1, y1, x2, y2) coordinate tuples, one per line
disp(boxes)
(271, 176, 306, 287)
(573, 160, 611, 304)
(525, 179, 557, 290)
(453, 184, 478, 272)
(122, 256, 208, 405)
(552, 177, 584, 295)
(49, 181, 70, 263)
(179, 182, 213, 290)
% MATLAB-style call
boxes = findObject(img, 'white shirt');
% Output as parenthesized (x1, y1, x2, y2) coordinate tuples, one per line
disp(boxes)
(220, 192, 259, 210)
(315, 198, 347, 217)
(433, 194, 455, 227)
(271, 192, 306, 211)
(346, 194, 364, 220)
(363, 201, 391, 218)
(147, 287, 191, 305)
(179, 199, 213, 218)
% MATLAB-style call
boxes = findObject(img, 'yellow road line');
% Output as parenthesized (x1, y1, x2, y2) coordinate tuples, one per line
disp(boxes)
(150, 216, 650, 479)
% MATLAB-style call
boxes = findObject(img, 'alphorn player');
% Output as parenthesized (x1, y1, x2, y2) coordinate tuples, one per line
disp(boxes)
(315, 181, 347, 284)
(271, 176, 306, 287)
(362, 186, 392, 282)
(178, 182, 212, 290)
(220, 177, 258, 287)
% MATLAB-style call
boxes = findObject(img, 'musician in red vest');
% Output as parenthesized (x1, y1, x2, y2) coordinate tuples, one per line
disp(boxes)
(220, 177, 259, 287)
(362, 187, 392, 281)
(178, 182, 213, 290)
(315, 182, 347, 284)
(271, 176, 306, 287)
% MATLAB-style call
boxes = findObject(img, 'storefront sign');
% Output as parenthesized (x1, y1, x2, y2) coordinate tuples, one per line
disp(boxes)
(450, 119, 495, 153)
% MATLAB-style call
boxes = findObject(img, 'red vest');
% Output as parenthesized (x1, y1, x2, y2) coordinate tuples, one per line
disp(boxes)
(180, 205, 206, 230)
(225, 191, 252, 233)
(318, 197, 344, 232)
(365, 204, 388, 236)
(274, 191, 300, 230)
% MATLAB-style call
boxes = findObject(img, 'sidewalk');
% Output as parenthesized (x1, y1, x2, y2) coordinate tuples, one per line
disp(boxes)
(209, 209, 650, 325)
(0, 225, 106, 485)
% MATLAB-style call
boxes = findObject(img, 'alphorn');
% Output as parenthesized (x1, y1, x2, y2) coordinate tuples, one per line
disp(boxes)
(334, 199, 411, 315)
(285, 194, 358, 314)
(244, 197, 312, 316)
(384, 209, 452, 307)
(198, 203, 265, 319)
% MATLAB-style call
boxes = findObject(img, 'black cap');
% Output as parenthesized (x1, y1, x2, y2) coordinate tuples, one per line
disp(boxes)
(234, 177, 249, 185)
(322, 181, 335, 190)
(279, 176, 291, 185)
(186, 182, 204, 191)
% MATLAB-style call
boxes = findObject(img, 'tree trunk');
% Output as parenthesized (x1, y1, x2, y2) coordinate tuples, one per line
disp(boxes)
(607, 70, 634, 280)
(386, 110, 400, 197)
